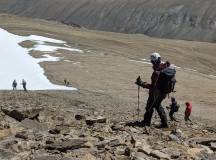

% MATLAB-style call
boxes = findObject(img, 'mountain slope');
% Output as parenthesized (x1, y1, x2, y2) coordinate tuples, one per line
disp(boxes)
(1, 0, 216, 42)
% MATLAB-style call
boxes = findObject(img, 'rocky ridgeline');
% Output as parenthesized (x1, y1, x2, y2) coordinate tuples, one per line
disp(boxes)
(1, 0, 216, 42)
(0, 91, 215, 160)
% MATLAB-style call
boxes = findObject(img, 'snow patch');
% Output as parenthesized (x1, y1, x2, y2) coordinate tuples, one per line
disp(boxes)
(30, 44, 83, 53)
(209, 75, 216, 78)
(64, 60, 74, 62)
(129, 58, 216, 79)
(37, 54, 63, 63)
(128, 59, 152, 65)
(73, 62, 81, 65)
(0, 28, 77, 90)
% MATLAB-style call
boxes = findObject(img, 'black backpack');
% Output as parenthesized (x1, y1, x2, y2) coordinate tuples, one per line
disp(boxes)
(174, 104, 180, 112)
(157, 67, 176, 94)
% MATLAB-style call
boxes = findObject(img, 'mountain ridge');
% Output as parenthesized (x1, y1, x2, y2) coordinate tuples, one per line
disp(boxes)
(1, 0, 216, 42)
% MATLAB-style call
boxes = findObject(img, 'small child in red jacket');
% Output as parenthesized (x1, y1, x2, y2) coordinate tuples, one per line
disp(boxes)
(185, 102, 192, 122)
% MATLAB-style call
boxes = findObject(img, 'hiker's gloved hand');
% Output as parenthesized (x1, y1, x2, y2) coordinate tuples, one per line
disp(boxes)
(166, 106, 170, 110)
(135, 76, 146, 88)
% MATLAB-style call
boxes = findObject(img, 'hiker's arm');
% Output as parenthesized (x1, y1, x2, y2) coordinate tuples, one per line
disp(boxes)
(143, 71, 159, 89)
(138, 71, 159, 89)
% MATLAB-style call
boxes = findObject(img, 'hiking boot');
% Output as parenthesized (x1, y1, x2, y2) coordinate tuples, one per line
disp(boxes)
(156, 124, 169, 129)
(140, 120, 151, 127)
(125, 121, 146, 127)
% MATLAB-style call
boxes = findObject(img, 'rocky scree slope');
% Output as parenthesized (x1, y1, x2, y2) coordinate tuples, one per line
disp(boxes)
(1, 0, 216, 42)
(0, 91, 216, 159)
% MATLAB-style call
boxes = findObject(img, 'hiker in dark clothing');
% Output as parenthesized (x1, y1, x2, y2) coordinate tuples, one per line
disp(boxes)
(12, 80, 17, 90)
(22, 79, 27, 92)
(66, 81, 70, 86)
(135, 52, 173, 128)
(64, 79, 67, 85)
(166, 97, 180, 121)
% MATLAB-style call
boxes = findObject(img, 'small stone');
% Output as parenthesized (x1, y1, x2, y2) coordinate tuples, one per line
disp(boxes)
(80, 153, 97, 160)
(137, 146, 152, 155)
(103, 152, 115, 160)
(96, 139, 121, 149)
(130, 151, 149, 160)
(75, 114, 85, 120)
(136, 139, 152, 155)
(11, 151, 31, 160)
(111, 124, 124, 131)
(170, 152, 181, 159)
(32, 155, 60, 160)
(150, 150, 170, 160)
(49, 129, 60, 134)
(168, 134, 180, 142)
(210, 142, 216, 151)
(187, 148, 205, 158)
(45, 139, 89, 151)
(109, 139, 121, 147)
(162, 149, 181, 159)
(57, 116, 64, 121)
(96, 140, 110, 149)
(21, 119, 46, 131)
(175, 129, 182, 138)
(192, 138, 216, 146)
(86, 116, 106, 126)
(200, 145, 214, 154)
(124, 147, 131, 156)
(0, 148, 15, 159)
(15, 131, 28, 140)
(46, 140, 54, 144)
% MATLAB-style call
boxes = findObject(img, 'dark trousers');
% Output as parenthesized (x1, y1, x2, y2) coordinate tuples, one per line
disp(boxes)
(169, 110, 176, 121)
(23, 84, 27, 91)
(184, 115, 191, 122)
(143, 90, 168, 127)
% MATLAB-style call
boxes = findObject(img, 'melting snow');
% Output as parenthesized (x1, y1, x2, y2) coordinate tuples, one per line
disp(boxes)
(31, 44, 83, 53)
(129, 58, 216, 78)
(64, 60, 73, 62)
(128, 59, 152, 65)
(37, 54, 63, 63)
(0, 28, 79, 90)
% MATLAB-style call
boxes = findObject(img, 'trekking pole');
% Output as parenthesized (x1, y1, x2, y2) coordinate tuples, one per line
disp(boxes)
(137, 86, 140, 120)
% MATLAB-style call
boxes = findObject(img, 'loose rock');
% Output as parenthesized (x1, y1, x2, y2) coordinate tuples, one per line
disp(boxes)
(45, 139, 89, 152)
(150, 150, 170, 160)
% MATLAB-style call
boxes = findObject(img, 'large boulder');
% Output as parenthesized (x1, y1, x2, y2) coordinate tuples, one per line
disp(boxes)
(1, 107, 43, 122)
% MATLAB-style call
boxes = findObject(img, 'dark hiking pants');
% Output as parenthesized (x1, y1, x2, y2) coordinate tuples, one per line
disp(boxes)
(23, 84, 27, 91)
(184, 115, 192, 122)
(169, 110, 176, 121)
(143, 90, 168, 127)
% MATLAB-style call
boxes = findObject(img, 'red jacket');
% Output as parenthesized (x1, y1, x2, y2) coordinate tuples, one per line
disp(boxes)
(185, 102, 192, 116)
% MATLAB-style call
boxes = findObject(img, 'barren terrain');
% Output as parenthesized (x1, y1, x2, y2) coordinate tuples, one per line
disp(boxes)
(0, 14, 216, 159)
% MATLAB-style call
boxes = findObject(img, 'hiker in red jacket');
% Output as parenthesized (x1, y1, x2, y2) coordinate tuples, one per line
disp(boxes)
(185, 102, 192, 122)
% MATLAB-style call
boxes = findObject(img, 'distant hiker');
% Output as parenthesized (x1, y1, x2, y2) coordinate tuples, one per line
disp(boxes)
(67, 81, 70, 86)
(135, 52, 176, 128)
(12, 80, 17, 90)
(64, 79, 67, 85)
(185, 102, 192, 122)
(166, 97, 180, 121)
(22, 79, 27, 92)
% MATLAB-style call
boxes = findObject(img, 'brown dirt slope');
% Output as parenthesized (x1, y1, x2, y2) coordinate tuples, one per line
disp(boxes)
(0, 14, 216, 122)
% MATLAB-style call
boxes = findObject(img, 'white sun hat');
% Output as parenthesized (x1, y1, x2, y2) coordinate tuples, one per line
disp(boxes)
(150, 52, 161, 62)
